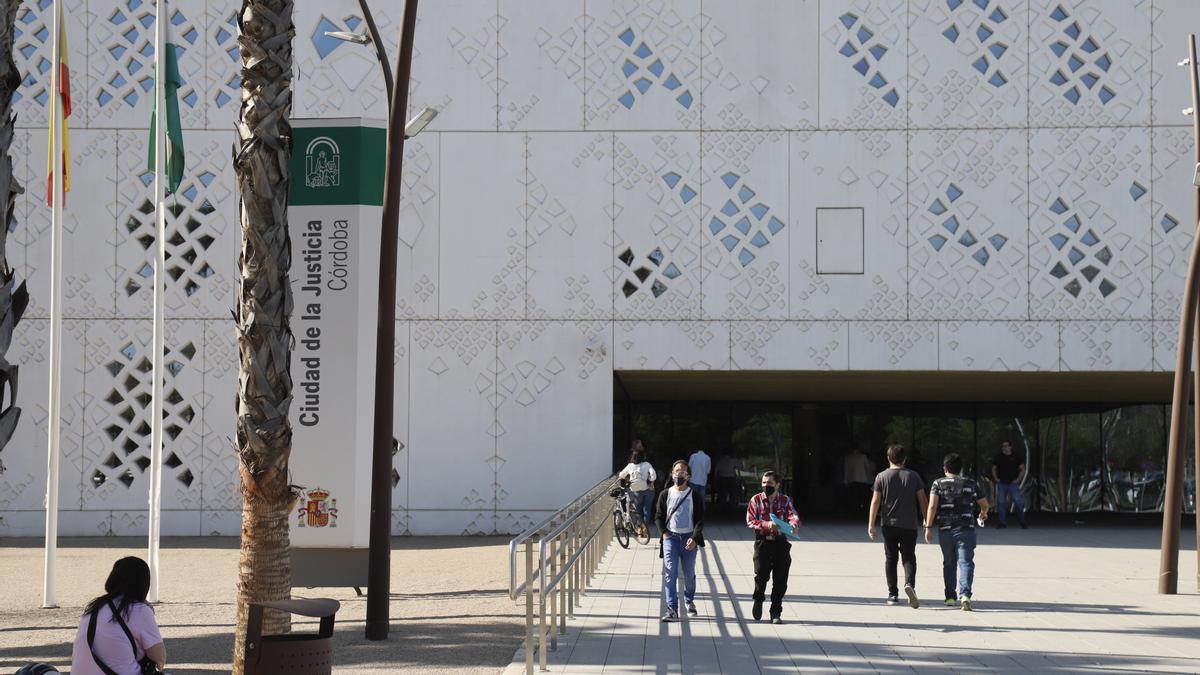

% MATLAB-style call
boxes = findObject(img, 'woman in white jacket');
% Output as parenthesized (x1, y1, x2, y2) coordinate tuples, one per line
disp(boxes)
(619, 443, 657, 538)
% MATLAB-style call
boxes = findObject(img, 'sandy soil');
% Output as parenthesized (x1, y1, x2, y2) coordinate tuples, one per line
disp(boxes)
(0, 536, 523, 674)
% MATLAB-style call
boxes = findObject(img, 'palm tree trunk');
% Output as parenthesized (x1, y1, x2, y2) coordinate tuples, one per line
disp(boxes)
(0, 0, 28, 473)
(231, 1, 295, 672)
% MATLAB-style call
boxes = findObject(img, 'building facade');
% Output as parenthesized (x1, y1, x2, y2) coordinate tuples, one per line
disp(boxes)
(0, 0, 1198, 536)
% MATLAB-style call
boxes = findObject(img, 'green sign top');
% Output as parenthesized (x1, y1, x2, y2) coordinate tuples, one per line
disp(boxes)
(290, 123, 386, 206)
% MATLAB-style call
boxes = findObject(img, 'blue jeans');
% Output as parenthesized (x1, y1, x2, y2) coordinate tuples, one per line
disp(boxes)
(689, 482, 706, 502)
(662, 532, 697, 611)
(996, 482, 1025, 525)
(938, 528, 977, 599)
(637, 489, 655, 527)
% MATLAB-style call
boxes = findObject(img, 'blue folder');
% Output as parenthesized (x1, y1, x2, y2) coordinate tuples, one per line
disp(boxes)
(770, 514, 802, 541)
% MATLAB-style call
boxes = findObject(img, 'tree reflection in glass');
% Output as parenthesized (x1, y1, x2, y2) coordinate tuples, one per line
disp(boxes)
(1040, 410, 1102, 512)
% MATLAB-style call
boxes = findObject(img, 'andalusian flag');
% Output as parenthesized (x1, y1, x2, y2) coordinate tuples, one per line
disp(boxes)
(45, 5, 70, 206)
(148, 23, 185, 194)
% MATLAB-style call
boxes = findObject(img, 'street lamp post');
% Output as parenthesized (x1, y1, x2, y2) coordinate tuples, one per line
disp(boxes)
(365, 0, 420, 640)
(328, 0, 426, 638)
(1160, 34, 1200, 595)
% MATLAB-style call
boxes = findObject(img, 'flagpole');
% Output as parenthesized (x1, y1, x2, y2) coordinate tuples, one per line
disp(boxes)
(42, 0, 65, 610)
(147, 0, 167, 604)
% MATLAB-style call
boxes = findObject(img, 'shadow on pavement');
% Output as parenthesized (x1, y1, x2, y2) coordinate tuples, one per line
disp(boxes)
(1, 619, 522, 674)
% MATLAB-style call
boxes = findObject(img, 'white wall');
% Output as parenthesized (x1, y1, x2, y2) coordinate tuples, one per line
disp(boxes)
(0, 0, 1196, 535)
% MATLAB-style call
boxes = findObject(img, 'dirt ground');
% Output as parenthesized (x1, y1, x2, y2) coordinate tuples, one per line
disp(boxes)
(0, 536, 523, 674)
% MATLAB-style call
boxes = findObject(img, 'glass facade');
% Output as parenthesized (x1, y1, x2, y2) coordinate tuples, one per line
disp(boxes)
(614, 400, 1197, 515)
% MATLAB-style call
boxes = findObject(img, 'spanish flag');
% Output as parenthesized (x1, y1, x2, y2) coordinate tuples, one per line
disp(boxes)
(45, 4, 71, 207)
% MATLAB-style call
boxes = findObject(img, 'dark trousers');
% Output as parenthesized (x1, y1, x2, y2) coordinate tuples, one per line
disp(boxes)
(717, 476, 739, 508)
(752, 538, 791, 617)
(882, 525, 917, 596)
(844, 482, 872, 516)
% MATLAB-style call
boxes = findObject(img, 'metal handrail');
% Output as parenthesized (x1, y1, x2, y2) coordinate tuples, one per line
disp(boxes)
(508, 474, 615, 600)
(509, 474, 621, 674)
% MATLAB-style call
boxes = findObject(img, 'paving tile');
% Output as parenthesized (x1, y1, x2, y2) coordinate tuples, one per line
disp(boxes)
(508, 523, 1200, 674)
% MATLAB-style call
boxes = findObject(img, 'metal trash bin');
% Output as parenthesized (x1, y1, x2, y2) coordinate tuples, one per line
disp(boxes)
(244, 598, 341, 674)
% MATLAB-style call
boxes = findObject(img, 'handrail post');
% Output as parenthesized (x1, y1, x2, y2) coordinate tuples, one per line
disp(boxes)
(571, 520, 580, 616)
(587, 511, 596, 587)
(548, 536, 558, 651)
(575, 519, 583, 606)
(591, 507, 599, 581)
(525, 539, 534, 675)
(558, 533, 568, 635)
(538, 541, 548, 671)
(566, 519, 575, 619)
(581, 518, 589, 595)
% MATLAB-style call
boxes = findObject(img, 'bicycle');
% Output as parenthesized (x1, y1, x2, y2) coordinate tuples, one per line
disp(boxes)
(609, 481, 651, 548)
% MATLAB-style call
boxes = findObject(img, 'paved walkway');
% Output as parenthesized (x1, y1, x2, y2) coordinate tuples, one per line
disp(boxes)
(507, 522, 1200, 674)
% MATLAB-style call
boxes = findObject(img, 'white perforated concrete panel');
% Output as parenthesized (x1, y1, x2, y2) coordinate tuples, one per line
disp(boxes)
(3, 0, 1197, 535)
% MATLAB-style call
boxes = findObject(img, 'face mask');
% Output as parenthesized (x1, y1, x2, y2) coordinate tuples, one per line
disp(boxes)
(673, 475, 687, 486)
(763, 485, 776, 496)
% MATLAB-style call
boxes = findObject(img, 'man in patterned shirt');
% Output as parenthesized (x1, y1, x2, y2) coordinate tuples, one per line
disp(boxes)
(745, 471, 801, 624)
(925, 453, 989, 611)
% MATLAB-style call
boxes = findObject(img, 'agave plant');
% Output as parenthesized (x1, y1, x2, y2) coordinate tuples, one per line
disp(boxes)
(0, 0, 28, 477)
(231, 1, 295, 671)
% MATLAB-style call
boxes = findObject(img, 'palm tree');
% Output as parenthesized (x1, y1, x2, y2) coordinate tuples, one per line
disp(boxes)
(0, 0, 28, 474)
(231, 1, 295, 671)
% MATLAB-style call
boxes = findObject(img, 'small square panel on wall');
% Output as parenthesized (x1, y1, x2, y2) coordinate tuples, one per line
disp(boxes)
(816, 207, 864, 275)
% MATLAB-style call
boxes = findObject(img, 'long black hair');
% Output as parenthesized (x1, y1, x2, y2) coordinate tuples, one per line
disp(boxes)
(83, 556, 152, 621)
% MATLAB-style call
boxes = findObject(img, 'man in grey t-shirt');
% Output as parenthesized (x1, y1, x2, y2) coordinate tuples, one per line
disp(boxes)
(868, 444, 929, 608)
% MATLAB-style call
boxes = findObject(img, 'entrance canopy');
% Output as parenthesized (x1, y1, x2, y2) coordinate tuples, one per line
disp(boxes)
(615, 370, 1173, 403)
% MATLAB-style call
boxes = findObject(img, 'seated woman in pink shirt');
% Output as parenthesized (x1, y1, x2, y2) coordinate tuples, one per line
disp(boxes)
(70, 557, 167, 675)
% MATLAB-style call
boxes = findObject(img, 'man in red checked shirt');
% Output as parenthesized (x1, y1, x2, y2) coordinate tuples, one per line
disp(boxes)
(745, 470, 801, 624)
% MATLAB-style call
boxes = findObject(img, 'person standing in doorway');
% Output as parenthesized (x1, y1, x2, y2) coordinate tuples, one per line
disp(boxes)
(715, 453, 740, 510)
(656, 460, 705, 622)
(619, 446, 657, 539)
(991, 440, 1027, 529)
(926, 453, 989, 610)
(868, 444, 929, 608)
(688, 448, 712, 506)
(745, 471, 801, 624)
(844, 445, 875, 516)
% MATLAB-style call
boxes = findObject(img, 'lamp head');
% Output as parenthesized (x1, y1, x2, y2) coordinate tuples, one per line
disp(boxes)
(324, 31, 371, 45)
(404, 107, 439, 139)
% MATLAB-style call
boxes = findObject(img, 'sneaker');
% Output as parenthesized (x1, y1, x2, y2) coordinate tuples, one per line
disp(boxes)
(996, 523, 1007, 529)
(904, 585, 920, 609)
(661, 608, 678, 622)
(751, 599, 763, 621)
(686, 601, 698, 617)
(1019, 522, 1028, 530)
(960, 596, 972, 612)
(771, 616, 783, 624)
(886, 595, 899, 605)
(944, 598, 958, 606)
